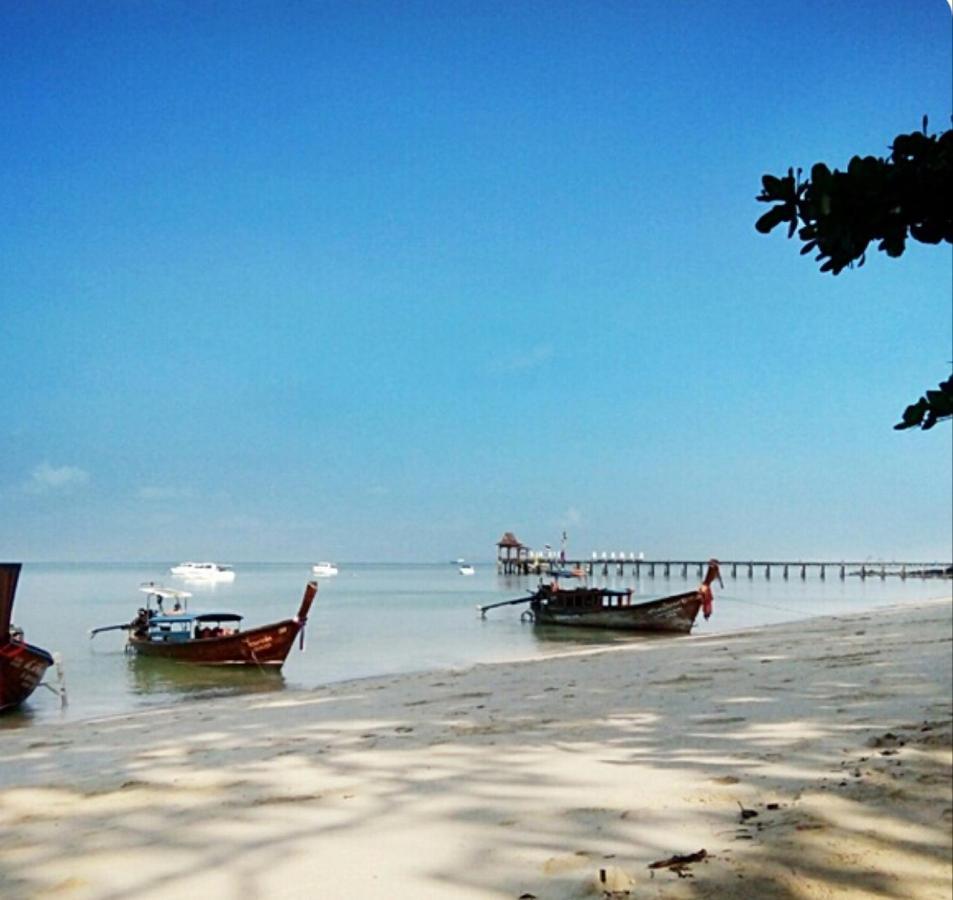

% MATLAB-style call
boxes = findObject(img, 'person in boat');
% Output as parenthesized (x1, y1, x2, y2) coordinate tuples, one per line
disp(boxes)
(131, 608, 151, 639)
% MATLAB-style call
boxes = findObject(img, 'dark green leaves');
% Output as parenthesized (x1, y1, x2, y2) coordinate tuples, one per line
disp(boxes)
(894, 376, 953, 431)
(755, 205, 791, 234)
(756, 122, 953, 433)
(755, 124, 952, 275)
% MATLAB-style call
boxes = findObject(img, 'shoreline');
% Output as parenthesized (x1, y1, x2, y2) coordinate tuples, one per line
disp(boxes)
(1, 597, 951, 898)
(76, 592, 953, 730)
(10, 567, 949, 729)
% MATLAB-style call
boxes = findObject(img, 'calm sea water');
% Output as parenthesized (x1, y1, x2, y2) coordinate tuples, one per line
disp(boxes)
(3, 562, 949, 729)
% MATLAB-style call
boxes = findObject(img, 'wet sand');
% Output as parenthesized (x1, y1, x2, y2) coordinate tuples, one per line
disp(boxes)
(1, 596, 950, 899)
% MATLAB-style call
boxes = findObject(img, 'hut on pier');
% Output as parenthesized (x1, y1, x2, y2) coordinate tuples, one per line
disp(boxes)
(497, 531, 529, 574)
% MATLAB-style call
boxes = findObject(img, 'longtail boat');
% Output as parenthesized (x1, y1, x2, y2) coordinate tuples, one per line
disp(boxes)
(480, 560, 722, 634)
(91, 581, 317, 666)
(1, 563, 55, 712)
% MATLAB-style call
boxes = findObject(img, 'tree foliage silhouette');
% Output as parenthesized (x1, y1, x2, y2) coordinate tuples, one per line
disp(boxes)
(755, 120, 952, 430)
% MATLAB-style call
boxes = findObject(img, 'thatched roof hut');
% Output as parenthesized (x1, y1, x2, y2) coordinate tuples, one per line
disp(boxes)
(496, 531, 524, 549)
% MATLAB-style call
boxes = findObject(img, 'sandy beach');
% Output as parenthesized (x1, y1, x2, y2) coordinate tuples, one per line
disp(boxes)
(1, 597, 950, 900)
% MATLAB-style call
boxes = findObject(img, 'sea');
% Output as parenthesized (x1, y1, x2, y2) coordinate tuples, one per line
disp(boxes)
(3, 561, 950, 730)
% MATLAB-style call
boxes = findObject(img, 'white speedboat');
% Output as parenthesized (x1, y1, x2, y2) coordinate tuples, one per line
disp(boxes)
(169, 562, 236, 582)
(459, 564, 475, 576)
(311, 562, 339, 577)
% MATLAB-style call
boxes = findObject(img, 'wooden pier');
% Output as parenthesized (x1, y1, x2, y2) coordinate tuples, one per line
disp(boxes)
(502, 558, 951, 580)
(494, 534, 951, 581)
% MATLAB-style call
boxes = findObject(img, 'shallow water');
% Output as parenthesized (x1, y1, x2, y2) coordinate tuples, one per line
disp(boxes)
(3, 561, 948, 729)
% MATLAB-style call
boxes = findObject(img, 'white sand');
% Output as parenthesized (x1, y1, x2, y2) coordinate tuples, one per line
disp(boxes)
(1, 597, 951, 899)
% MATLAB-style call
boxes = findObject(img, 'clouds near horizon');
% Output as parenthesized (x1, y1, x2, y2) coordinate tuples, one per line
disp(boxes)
(24, 463, 90, 494)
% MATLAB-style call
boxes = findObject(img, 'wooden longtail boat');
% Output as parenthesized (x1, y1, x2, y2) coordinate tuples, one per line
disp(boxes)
(1, 563, 55, 712)
(480, 560, 722, 634)
(91, 581, 317, 667)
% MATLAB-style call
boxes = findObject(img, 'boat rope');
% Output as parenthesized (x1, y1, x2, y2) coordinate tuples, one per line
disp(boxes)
(39, 652, 68, 708)
(717, 594, 812, 617)
(247, 646, 268, 674)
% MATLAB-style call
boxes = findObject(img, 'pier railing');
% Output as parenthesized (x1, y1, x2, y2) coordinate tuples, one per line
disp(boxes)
(497, 558, 952, 581)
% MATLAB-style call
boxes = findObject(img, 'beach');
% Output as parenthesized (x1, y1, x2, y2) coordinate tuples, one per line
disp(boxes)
(1, 596, 950, 899)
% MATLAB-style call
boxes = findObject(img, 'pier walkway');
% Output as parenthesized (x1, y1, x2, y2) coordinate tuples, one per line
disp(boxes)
(498, 557, 953, 581)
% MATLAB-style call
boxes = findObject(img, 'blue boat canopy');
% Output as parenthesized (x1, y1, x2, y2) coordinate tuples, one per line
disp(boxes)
(149, 612, 243, 625)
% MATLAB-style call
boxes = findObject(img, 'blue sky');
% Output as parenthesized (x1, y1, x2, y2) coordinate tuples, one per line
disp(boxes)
(2, 1, 951, 563)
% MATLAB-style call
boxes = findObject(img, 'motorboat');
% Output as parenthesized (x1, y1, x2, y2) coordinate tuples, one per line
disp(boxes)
(90, 582, 316, 667)
(310, 562, 339, 577)
(458, 564, 476, 576)
(480, 560, 723, 634)
(170, 562, 236, 581)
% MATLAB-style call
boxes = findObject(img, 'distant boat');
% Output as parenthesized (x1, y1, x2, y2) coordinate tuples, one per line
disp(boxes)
(480, 560, 723, 634)
(311, 562, 339, 578)
(459, 564, 475, 576)
(170, 562, 236, 582)
(90, 581, 316, 667)
(1, 563, 55, 712)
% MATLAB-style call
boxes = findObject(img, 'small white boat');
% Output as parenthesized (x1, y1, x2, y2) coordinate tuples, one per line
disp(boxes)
(169, 562, 236, 582)
(459, 564, 475, 576)
(311, 562, 339, 577)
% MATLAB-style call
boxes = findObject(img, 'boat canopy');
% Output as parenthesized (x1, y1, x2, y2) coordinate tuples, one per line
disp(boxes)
(148, 612, 243, 625)
(149, 614, 198, 625)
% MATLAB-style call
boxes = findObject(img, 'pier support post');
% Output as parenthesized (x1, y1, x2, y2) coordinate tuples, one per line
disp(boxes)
(840, 565, 845, 580)
(649, 563, 655, 578)
(901, 565, 906, 580)
(820, 564, 826, 579)
(783, 565, 789, 579)
(747, 563, 753, 578)
(731, 563, 737, 578)
(800, 565, 807, 579)
(681, 563, 687, 578)
(635, 561, 640, 578)
(697, 563, 703, 577)
(880, 565, 886, 580)
(765, 565, 771, 579)
(663, 563, 670, 578)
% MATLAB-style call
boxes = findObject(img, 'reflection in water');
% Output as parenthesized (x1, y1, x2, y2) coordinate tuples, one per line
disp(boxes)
(0, 703, 40, 731)
(126, 656, 286, 702)
(530, 623, 687, 648)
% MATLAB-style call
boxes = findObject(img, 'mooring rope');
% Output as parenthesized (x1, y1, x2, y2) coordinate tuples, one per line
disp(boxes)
(717, 594, 813, 617)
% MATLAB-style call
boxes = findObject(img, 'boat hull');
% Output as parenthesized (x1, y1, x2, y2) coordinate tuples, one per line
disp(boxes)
(129, 618, 302, 666)
(0, 641, 54, 712)
(1, 562, 56, 712)
(531, 589, 703, 634)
